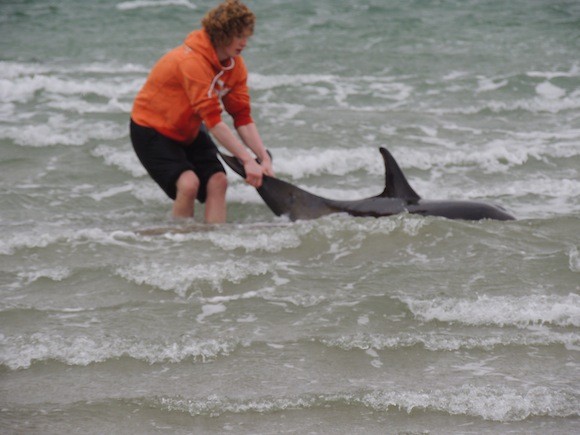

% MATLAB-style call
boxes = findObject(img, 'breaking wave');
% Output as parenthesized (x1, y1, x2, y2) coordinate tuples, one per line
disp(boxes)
(401, 294, 580, 328)
(155, 385, 579, 422)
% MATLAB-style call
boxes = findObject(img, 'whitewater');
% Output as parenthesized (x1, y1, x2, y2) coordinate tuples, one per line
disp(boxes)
(1, 1, 579, 433)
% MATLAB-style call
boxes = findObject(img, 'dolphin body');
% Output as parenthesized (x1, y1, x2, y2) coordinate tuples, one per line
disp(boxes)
(219, 147, 515, 221)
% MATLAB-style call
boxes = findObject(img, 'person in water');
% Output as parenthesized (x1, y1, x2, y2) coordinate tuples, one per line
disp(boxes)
(130, 0, 273, 222)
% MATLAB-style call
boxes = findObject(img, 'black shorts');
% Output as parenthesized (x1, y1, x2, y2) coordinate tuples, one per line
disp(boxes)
(130, 119, 225, 203)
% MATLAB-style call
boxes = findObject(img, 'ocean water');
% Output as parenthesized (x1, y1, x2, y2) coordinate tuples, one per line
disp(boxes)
(1, 0, 579, 433)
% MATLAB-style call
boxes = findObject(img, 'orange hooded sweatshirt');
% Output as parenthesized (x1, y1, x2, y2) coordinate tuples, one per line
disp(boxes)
(131, 29, 253, 144)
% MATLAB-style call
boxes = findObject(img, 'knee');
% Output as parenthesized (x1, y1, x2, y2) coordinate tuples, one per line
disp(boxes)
(176, 170, 199, 199)
(207, 172, 228, 195)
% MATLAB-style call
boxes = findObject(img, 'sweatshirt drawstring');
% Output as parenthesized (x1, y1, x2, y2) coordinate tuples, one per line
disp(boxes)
(208, 57, 235, 98)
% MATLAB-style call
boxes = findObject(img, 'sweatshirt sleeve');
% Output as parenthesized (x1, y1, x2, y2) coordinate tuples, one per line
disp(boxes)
(179, 59, 223, 129)
(223, 58, 254, 128)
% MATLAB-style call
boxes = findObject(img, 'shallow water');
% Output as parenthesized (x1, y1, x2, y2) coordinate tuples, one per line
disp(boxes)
(1, 0, 579, 433)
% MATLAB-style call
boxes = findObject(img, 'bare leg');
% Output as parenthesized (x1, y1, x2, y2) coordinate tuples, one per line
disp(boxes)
(173, 170, 199, 218)
(204, 172, 228, 224)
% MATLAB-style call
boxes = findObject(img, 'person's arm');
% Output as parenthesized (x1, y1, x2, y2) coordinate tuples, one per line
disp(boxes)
(219, 59, 274, 178)
(209, 121, 264, 187)
(237, 123, 274, 176)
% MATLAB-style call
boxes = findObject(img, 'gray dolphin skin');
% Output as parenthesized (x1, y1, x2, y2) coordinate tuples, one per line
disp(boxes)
(219, 147, 516, 221)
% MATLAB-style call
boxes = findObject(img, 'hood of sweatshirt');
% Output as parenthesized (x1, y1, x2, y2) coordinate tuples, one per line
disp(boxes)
(184, 29, 237, 101)
(184, 29, 235, 72)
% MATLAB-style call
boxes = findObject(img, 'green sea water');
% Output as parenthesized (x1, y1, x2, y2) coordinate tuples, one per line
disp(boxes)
(1, 1, 579, 433)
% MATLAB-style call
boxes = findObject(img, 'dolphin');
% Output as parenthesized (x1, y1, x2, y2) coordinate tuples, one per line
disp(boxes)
(219, 147, 515, 221)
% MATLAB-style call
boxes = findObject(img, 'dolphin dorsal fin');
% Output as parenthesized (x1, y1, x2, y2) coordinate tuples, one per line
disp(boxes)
(379, 147, 421, 200)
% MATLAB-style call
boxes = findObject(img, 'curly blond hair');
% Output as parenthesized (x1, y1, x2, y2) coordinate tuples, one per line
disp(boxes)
(202, 0, 255, 48)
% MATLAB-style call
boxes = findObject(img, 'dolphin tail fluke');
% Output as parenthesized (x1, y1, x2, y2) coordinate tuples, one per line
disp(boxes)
(379, 147, 421, 200)
(218, 151, 336, 221)
(218, 152, 248, 178)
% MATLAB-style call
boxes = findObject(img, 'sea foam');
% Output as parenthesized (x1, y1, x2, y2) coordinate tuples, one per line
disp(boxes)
(0, 227, 145, 256)
(116, 260, 272, 296)
(155, 385, 579, 421)
(321, 330, 580, 352)
(401, 294, 580, 328)
(116, 0, 197, 11)
(0, 333, 240, 370)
